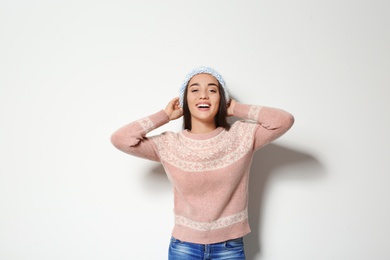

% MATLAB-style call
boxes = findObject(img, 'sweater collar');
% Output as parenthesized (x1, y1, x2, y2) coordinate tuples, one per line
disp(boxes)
(180, 127, 224, 140)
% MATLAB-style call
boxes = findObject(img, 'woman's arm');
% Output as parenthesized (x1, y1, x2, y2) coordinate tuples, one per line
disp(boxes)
(229, 100, 294, 150)
(110, 98, 183, 161)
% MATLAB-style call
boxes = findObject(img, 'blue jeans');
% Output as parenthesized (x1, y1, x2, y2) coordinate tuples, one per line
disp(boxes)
(168, 236, 246, 260)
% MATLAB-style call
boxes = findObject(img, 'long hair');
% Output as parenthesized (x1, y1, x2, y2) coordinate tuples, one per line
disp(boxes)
(182, 82, 231, 131)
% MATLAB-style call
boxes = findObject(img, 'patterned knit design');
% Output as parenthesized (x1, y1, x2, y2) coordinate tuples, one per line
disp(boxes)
(175, 208, 248, 231)
(151, 122, 257, 172)
(138, 117, 154, 132)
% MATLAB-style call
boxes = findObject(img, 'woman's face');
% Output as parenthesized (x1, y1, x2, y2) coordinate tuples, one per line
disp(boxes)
(186, 73, 221, 125)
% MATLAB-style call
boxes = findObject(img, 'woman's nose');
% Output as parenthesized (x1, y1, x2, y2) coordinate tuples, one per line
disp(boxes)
(200, 90, 209, 99)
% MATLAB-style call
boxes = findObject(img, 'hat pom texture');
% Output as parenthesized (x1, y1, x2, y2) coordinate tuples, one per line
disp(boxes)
(179, 66, 230, 107)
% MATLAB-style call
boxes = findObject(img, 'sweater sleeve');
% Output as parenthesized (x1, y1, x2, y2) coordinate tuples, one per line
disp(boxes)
(233, 103, 294, 150)
(110, 110, 170, 161)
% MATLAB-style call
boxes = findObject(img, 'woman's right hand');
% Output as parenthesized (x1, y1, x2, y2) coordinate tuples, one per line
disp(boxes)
(164, 97, 183, 121)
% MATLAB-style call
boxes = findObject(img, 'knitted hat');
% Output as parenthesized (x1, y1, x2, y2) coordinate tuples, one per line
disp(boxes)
(179, 66, 229, 107)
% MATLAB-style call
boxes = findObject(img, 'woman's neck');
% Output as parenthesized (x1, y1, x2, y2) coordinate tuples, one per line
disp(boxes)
(190, 120, 217, 134)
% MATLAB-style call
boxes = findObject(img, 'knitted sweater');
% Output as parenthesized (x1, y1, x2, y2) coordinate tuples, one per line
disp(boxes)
(110, 103, 294, 244)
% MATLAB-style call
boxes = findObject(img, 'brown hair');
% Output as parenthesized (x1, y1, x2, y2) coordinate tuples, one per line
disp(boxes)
(182, 82, 231, 131)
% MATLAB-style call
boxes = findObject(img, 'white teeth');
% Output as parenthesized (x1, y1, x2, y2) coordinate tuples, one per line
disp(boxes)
(197, 104, 210, 108)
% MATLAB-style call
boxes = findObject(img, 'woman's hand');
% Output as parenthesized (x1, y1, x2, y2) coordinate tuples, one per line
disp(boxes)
(227, 99, 237, 117)
(164, 97, 183, 121)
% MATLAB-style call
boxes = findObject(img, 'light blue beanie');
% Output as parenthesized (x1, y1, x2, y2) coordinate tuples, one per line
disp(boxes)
(179, 66, 230, 107)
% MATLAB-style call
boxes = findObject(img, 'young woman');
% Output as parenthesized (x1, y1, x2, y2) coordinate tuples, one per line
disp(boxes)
(111, 66, 294, 260)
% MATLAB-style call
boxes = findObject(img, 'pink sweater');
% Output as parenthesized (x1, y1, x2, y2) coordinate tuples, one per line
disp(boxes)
(111, 103, 294, 244)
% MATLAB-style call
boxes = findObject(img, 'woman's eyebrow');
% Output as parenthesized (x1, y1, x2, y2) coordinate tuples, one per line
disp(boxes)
(189, 83, 200, 88)
(189, 82, 218, 88)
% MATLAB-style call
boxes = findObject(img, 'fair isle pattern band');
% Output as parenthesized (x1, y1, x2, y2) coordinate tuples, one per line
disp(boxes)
(151, 122, 257, 172)
(175, 209, 248, 231)
(137, 117, 154, 132)
(248, 106, 262, 121)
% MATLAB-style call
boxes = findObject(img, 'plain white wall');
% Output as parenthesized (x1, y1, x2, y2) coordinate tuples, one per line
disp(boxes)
(1, 0, 389, 259)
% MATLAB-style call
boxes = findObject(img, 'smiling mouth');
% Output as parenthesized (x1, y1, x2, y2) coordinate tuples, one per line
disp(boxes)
(197, 103, 210, 108)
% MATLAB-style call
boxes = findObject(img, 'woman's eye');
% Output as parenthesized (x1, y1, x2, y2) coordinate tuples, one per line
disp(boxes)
(191, 89, 198, 93)
(210, 89, 217, 93)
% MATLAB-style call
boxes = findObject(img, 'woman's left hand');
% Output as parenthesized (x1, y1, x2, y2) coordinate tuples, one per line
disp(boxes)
(227, 99, 237, 117)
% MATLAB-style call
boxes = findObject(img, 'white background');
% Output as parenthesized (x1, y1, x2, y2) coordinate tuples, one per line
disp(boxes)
(1, 0, 389, 259)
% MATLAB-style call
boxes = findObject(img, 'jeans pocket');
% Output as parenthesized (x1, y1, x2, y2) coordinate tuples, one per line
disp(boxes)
(169, 237, 200, 259)
(170, 236, 184, 247)
(224, 237, 244, 250)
